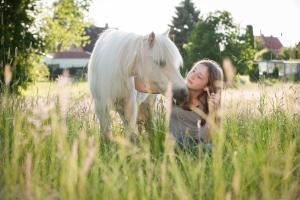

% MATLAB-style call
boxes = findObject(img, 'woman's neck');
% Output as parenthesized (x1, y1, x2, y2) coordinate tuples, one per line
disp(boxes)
(188, 89, 203, 107)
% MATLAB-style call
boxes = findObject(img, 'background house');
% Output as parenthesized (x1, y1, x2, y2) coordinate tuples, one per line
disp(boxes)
(44, 45, 91, 79)
(258, 60, 300, 80)
(44, 24, 109, 79)
(256, 34, 283, 55)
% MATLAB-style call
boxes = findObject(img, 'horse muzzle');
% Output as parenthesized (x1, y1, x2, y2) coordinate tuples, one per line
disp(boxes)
(172, 87, 189, 104)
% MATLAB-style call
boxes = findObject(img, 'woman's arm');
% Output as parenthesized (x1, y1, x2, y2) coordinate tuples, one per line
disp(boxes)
(201, 91, 222, 143)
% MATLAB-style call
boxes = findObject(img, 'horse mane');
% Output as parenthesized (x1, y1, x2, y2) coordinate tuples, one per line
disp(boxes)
(88, 29, 182, 109)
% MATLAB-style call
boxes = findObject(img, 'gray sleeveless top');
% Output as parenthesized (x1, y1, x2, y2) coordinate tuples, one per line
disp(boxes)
(169, 104, 206, 145)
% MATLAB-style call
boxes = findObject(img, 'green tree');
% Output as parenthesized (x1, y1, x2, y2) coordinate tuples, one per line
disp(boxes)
(183, 11, 236, 73)
(42, 0, 91, 52)
(236, 25, 256, 74)
(255, 48, 277, 61)
(169, 0, 200, 55)
(278, 47, 300, 60)
(245, 25, 254, 48)
(0, 0, 43, 93)
(254, 37, 265, 51)
(184, 11, 256, 75)
(183, 19, 220, 74)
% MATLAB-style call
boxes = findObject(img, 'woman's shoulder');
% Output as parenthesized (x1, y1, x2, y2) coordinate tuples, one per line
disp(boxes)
(171, 103, 201, 121)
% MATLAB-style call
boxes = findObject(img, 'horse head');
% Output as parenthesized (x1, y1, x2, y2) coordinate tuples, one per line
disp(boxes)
(134, 31, 189, 104)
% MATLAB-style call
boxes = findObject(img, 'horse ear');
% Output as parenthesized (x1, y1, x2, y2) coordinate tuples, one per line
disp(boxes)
(148, 32, 155, 48)
(163, 29, 170, 37)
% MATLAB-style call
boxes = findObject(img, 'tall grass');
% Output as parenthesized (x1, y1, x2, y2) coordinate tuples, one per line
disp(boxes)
(0, 80, 299, 200)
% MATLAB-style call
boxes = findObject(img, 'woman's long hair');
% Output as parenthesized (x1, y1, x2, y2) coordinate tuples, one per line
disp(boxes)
(181, 59, 224, 125)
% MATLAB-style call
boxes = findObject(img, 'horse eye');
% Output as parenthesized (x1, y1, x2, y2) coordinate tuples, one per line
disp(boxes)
(155, 60, 166, 67)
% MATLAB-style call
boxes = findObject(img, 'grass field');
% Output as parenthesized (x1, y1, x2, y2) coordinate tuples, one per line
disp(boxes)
(0, 79, 300, 200)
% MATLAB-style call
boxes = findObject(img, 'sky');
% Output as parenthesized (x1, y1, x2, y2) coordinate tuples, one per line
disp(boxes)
(88, 0, 300, 47)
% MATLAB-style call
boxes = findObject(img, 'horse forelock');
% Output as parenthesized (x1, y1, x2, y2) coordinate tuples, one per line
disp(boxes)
(152, 34, 183, 69)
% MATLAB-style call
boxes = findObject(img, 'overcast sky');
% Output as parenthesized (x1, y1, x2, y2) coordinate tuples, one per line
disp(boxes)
(88, 0, 300, 47)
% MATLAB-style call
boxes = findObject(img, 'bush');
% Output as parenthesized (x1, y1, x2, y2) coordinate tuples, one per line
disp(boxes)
(249, 63, 259, 82)
(272, 67, 279, 78)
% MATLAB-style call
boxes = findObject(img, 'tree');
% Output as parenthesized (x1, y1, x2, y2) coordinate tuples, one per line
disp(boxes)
(183, 11, 256, 75)
(183, 11, 236, 73)
(245, 25, 254, 48)
(169, 0, 200, 55)
(235, 25, 256, 74)
(42, 0, 91, 52)
(254, 37, 264, 51)
(183, 19, 220, 73)
(0, 0, 43, 93)
(255, 49, 277, 61)
(278, 47, 300, 60)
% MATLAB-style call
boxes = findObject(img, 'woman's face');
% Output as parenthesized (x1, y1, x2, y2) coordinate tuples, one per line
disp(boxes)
(186, 64, 209, 91)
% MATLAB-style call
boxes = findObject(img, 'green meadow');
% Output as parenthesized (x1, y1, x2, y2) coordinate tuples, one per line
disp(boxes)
(0, 80, 299, 200)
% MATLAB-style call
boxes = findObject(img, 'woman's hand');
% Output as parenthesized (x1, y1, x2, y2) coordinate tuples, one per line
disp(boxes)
(208, 92, 220, 110)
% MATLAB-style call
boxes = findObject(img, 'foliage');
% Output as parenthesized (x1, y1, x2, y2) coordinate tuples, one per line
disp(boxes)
(42, 0, 92, 52)
(0, 0, 44, 93)
(278, 47, 300, 60)
(237, 25, 256, 74)
(169, 0, 200, 55)
(28, 56, 50, 82)
(254, 37, 265, 51)
(249, 63, 260, 82)
(272, 67, 279, 78)
(183, 11, 255, 75)
(255, 48, 277, 61)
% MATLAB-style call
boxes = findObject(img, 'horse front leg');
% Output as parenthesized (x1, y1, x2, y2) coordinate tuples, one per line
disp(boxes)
(137, 94, 157, 132)
(115, 96, 138, 142)
(124, 96, 138, 142)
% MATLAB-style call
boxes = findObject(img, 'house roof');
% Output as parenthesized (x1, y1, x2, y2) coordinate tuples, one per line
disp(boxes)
(257, 35, 283, 50)
(48, 46, 91, 59)
(49, 51, 90, 59)
(296, 41, 300, 49)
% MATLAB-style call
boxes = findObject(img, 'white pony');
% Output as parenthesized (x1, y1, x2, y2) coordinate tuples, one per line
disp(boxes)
(88, 29, 188, 137)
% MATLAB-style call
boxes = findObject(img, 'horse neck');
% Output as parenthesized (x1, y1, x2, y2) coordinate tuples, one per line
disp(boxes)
(127, 37, 144, 77)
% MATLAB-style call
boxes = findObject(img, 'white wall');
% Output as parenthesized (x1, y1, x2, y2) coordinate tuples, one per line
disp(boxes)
(258, 60, 300, 77)
(258, 62, 267, 75)
(44, 57, 89, 68)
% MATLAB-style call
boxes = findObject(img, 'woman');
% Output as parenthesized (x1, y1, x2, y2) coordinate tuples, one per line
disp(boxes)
(135, 59, 223, 148)
(169, 59, 223, 149)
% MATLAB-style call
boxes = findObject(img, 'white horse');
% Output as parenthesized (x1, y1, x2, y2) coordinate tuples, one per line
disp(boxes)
(88, 29, 188, 137)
